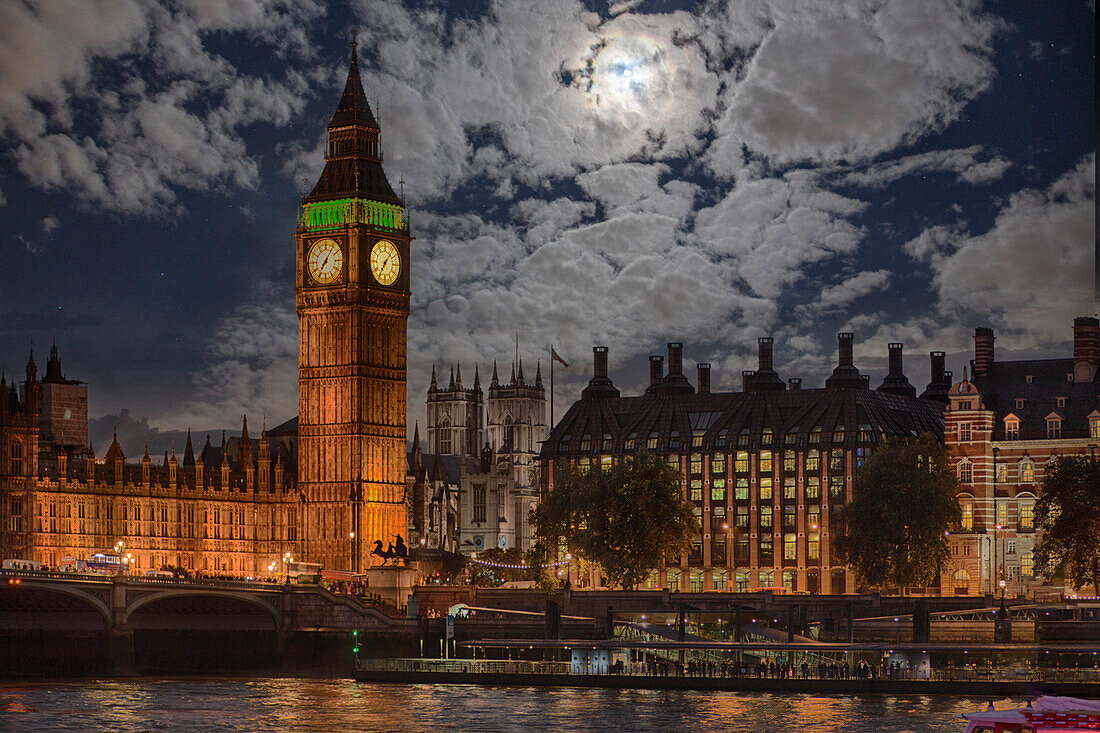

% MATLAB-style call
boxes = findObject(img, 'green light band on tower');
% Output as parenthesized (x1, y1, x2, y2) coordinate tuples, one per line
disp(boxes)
(299, 198, 406, 232)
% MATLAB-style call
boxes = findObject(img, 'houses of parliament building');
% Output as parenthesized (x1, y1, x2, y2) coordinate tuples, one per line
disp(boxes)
(0, 47, 410, 576)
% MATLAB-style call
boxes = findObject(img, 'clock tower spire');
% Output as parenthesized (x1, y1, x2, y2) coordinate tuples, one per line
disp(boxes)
(296, 44, 411, 571)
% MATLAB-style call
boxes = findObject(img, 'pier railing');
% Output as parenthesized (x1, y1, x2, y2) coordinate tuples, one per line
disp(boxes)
(355, 657, 1100, 684)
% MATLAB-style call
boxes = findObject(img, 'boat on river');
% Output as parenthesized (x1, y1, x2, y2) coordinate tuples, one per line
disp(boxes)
(961, 696, 1100, 732)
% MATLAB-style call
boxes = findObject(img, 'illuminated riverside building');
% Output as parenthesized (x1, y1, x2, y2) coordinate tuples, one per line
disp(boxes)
(0, 48, 412, 574)
(942, 317, 1100, 597)
(0, 347, 299, 573)
(541, 337, 946, 594)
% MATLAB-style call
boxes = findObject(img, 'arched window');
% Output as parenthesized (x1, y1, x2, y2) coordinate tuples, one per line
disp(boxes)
(958, 460, 972, 483)
(438, 418, 452, 454)
(782, 570, 796, 592)
(1020, 459, 1034, 483)
(953, 569, 970, 595)
(9, 440, 23, 475)
(503, 414, 514, 449)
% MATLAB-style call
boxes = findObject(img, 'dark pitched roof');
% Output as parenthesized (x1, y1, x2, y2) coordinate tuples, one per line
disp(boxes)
(409, 453, 480, 484)
(544, 386, 944, 457)
(303, 49, 400, 206)
(974, 358, 1100, 440)
(329, 45, 379, 129)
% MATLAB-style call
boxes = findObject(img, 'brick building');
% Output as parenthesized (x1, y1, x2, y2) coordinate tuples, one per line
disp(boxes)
(943, 316, 1100, 597)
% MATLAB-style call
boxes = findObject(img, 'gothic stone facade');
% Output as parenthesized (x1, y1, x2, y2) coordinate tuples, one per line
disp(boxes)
(0, 51, 411, 576)
(0, 349, 298, 574)
(541, 337, 947, 593)
(413, 358, 546, 555)
(942, 317, 1100, 597)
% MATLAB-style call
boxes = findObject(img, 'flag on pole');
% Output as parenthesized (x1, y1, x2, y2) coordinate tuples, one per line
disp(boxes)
(551, 346, 569, 367)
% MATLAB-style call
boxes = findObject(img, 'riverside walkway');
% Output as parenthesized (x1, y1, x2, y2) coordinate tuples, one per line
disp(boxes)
(353, 656, 1100, 696)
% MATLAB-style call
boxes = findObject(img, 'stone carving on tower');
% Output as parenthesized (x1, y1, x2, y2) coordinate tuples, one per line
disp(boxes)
(296, 41, 411, 571)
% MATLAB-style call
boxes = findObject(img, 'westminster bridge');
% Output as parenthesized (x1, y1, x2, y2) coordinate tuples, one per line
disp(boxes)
(3, 572, 1096, 676)
(0, 571, 416, 676)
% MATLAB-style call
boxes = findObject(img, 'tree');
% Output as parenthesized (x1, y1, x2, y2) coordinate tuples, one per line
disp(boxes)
(530, 453, 699, 590)
(467, 547, 534, 587)
(1034, 455, 1100, 594)
(834, 433, 961, 590)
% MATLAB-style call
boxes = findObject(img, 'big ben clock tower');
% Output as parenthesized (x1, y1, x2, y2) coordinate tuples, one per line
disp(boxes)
(296, 42, 410, 571)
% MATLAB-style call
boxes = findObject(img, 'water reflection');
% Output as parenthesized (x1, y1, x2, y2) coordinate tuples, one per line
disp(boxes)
(0, 679, 990, 732)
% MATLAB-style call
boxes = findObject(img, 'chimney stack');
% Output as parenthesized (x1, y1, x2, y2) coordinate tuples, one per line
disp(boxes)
(825, 333, 864, 389)
(788, 378, 802, 390)
(973, 327, 995, 377)
(593, 346, 608, 379)
(931, 351, 945, 383)
(1073, 316, 1100, 382)
(888, 343, 903, 375)
(878, 343, 916, 398)
(742, 370, 754, 392)
(697, 363, 711, 394)
(581, 346, 620, 400)
(838, 332, 854, 366)
(649, 355, 664, 386)
(758, 338, 774, 371)
(667, 342, 684, 376)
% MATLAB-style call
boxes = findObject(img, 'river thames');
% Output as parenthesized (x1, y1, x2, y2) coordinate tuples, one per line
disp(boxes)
(0, 678, 999, 732)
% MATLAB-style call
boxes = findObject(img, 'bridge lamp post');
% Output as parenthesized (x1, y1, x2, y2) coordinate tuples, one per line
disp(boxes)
(283, 552, 294, 583)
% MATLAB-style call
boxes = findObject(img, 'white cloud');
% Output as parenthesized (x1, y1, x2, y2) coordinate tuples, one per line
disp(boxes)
(165, 290, 298, 430)
(927, 154, 1095, 347)
(837, 146, 1010, 188)
(355, 0, 719, 202)
(708, 0, 998, 167)
(812, 269, 893, 312)
(691, 169, 868, 299)
(867, 154, 1096, 363)
(0, 0, 323, 215)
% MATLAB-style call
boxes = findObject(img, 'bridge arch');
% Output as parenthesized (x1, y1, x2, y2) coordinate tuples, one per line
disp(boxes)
(0, 581, 112, 629)
(124, 589, 281, 631)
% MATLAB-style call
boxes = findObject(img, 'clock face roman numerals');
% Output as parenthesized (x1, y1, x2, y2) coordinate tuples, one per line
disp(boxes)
(307, 238, 344, 285)
(370, 240, 400, 286)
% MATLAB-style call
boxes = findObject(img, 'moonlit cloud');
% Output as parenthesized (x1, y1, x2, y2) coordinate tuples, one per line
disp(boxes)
(0, 1, 1091, 439)
(0, 0, 323, 215)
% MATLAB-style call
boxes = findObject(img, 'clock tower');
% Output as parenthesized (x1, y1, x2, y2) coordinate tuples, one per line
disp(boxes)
(296, 43, 410, 571)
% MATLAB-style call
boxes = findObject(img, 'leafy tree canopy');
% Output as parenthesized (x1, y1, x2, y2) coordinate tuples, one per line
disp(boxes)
(834, 433, 961, 589)
(530, 453, 698, 590)
(1034, 455, 1100, 594)
(467, 547, 534, 587)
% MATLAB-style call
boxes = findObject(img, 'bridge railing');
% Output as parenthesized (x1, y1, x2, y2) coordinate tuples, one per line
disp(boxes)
(0, 569, 287, 590)
(357, 658, 572, 675)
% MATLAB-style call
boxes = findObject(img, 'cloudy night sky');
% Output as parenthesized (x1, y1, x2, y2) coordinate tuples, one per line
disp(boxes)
(0, 0, 1095, 456)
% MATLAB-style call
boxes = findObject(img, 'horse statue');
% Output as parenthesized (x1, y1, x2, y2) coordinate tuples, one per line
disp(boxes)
(370, 539, 395, 565)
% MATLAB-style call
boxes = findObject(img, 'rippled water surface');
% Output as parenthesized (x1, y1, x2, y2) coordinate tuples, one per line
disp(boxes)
(0, 678, 992, 732)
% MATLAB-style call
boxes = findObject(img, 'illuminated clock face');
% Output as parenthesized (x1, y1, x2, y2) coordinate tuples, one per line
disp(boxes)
(370, 240, 400, 286)
(307, 238, 343, 285)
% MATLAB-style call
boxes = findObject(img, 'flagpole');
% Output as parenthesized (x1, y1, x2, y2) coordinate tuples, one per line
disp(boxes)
(550, 344, 555, 432)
